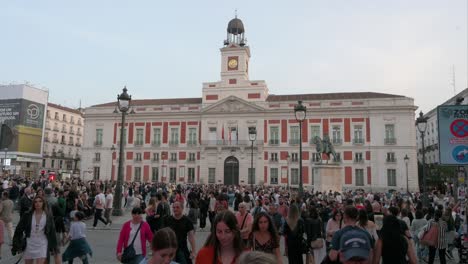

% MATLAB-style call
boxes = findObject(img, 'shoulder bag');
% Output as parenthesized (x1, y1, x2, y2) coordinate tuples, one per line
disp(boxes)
(121, 222, 142, 263)
(420, 222, 439, 247)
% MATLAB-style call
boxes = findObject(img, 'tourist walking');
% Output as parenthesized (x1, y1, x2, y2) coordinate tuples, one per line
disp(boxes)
(116, 207, 153, 264)
(139, 227, 178, 264)
(249, 211, 282, 263)
(62, 211, 93, 264)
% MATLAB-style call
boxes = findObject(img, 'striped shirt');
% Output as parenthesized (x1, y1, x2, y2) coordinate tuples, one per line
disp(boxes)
(424, 219, 448, 249)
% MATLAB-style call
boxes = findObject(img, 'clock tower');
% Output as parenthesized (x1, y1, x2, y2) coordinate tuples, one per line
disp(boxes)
(220, 16, 250, 82)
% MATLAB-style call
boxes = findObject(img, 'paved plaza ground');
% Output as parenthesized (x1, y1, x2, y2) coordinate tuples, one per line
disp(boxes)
(0, 209, 461, 264)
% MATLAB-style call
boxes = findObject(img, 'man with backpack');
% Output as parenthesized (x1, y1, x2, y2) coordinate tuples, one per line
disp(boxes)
(328, 206, 374, 263)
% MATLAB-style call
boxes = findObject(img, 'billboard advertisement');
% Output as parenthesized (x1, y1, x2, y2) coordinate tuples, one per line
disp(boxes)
(438, 105, 468, 165)
(0, 99, 45, 155)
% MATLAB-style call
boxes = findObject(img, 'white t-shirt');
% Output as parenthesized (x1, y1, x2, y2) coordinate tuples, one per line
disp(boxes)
(95, 193, 106, 209)
(69, 221, 87, 240)
(129, 222, 143, 255)
(106, 194, 113, 209)
(2, 180, 8, 189)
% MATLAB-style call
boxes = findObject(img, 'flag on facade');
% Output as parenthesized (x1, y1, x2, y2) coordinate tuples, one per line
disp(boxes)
(222, 124, 225, 140)
(236, 124, 239, 143)
(229, 126, 232, 143)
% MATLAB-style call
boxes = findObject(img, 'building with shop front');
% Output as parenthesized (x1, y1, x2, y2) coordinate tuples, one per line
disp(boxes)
(42, 103, 84, 178)
(81, 17, 419, 191)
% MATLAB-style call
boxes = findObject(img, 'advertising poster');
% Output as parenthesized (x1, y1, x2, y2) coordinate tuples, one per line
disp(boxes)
(438, 105, 468, 165)
(0, 99, 45, 154)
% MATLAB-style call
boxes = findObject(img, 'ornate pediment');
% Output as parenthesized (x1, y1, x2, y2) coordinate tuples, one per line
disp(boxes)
(203, 96, 264, 113)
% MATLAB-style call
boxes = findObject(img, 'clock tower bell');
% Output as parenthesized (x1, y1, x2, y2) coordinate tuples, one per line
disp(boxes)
(220, 15, 250, 82)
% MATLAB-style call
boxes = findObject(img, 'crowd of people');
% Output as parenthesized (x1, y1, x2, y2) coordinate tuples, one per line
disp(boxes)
(0, 175, 466, 264)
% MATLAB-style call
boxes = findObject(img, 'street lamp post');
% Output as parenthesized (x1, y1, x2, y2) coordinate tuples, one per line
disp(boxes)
(416, 111, 428, 207)
(109, 145, 116, 192)
(248, 127, 257, 192)
(112, 87, 131, 216)
(294, 100, 307, 197)
(404, 154, 409, 194)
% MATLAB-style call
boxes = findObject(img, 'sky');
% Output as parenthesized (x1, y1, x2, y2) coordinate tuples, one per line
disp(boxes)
(1, 1, 467, 114)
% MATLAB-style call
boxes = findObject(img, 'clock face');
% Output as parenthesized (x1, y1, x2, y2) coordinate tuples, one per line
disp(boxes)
(228, 59, 238, 69)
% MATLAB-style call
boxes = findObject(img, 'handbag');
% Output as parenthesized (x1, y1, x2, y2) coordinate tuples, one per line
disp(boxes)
(420, 223, 439, 247)
(121, 223, 142, 263)
(311, 238, 324, 249)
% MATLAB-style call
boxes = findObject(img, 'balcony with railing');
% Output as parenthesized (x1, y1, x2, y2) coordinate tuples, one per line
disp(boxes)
(169, 158, 178, 162)
(332, 138, 343, 145)
(386, 158, 396, 163)
(94, 141, 103, 147)
(75, 143, 81, 147)
(151, 158, 159, 163)
(269, 158, 279, 163)
(69, 131, 75, 135)
(52, 139, 59, 144)
(289, 139, 300, 145)
(169, 140, 179, 146)
(187, 158, 196, 163)
(151, 140, 161, 146)
(53, 127, 60, 132)
(60, 141, 66, 145)
(384, 138, 397, 145)
(187, 141, 197, 146)
(61, 129, 67, 133)
(134, 158, 142, 163)
(201, 140, 260, 147)
(134, 141, 144, 147)
(92, 158, 101, 163)
(354, 158, 364, 163)
(353, 138, 364, 145)
(269, 139, 279, 145)
(76, 132, 82, 136)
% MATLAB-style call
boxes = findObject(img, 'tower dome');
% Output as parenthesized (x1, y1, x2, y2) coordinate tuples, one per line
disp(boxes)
(227, 18, 245, 35)
(224, 16, 246, 46)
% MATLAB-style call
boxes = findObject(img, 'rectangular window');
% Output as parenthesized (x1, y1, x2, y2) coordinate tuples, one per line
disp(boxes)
(95, 129, 103, 146)
(51, 159, 55, 168)
(334, 152, 341, 162)
(69, 137, 74, 145)
(248, 168, 256, 184)
(134, 167, 141, 182)
(332, 126, 342, 144)
(291, 168, 299, 185)
(151, 167, 159, 182)
(135, 153, 142, 161)
(270, 152, 278, 161)
(93, 167, 100, 180)
(208, 127, 217, 142)
(385, 124, 396, 144)
(188, 168, 195, 183)
(311, 152, 320, 162)
(152, 128, 161, 146)
(387, 169, 397, 186)
(94, 153, 101, 162)
(188, 128, 197, 145)
(170, 128, 179, 145)
(354, 152, 363, 163)
(135, 129, 144, 145)
(62, 114, 67, 122)
(289, 126, 300, 144)
(170, 153, 177, 161)
(188, 153, 196, 161)
(169, 168, 176, 183)
(355, 169, 364, 186)
(152, 153, 159, 161)
(310, 125, 321, 140)
(269, 127, 279, 145)
(42, 159, 46, 167)
(353, 126, 364, 144)
(270, 168, 278, 184)
(208, 168, 216, 183)
(386, 152, 396, 162)
(291, 153, 298, 162)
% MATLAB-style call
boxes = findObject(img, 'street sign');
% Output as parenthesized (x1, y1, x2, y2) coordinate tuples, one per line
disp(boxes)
(438, 105, 468, 165)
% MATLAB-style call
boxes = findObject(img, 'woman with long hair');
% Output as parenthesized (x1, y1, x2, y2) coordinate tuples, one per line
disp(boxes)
(12, 195, 59, 264)
(325, 209, 342, 249)
(140, 227, 178, 264)
(373, 214, 417, 264)
(250, 212, 282, 263)
(356, 209, 378, 243)
(283, 204, 305, 264)
(146, 197, 158, 233)
(196, 210, 244, 264)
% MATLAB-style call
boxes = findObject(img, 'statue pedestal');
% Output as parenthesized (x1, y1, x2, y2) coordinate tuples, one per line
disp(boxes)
(313, 164, 343, 193)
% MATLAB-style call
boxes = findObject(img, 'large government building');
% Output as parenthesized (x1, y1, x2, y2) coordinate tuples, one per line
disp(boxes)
(81, 17, 419, 192)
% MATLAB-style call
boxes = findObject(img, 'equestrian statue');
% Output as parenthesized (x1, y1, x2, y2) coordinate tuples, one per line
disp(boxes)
(312, 135, 337, 163)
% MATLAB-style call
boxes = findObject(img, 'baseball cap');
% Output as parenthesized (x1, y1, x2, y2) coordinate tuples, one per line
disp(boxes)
(340, 229, 371, 261)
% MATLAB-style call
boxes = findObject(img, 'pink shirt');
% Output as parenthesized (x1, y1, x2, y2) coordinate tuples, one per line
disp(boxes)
(235, 212, 253, 239)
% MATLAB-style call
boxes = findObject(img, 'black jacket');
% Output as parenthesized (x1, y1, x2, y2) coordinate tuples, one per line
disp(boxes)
(12, 211, 58, 254)
(305, 217, 323, 243)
